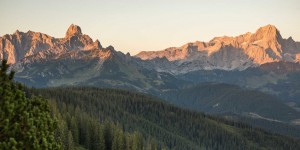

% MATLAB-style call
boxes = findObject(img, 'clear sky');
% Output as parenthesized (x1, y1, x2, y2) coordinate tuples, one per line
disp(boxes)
(1, 0, 299, 54)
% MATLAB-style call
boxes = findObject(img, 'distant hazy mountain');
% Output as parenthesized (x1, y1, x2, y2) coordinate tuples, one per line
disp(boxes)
(136, 25, 300, 74)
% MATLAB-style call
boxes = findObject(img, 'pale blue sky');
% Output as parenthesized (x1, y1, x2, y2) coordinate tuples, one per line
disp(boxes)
(1, 0, 299, 54)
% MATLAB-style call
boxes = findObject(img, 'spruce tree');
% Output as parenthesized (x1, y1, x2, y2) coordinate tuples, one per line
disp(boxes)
(0, 60, 60, 149)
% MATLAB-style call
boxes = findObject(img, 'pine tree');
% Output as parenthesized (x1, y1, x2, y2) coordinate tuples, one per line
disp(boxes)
(97, 126, 106, 150)
(117, 130, 126, 150)
(132, 131, 144, 150)
(104, 122, 113, 150)
(0, 60, 60, 149)
(70, 117, 79, 144)
(112, 129, 119, 150)
(67, 131, 75, 150)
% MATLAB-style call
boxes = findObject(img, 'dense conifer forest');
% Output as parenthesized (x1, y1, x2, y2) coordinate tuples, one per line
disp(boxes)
(40, 95, 161, 150)
(30, 87, 300, 150)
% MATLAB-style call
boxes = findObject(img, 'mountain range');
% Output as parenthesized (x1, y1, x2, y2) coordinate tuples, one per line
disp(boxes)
(136, 25, 300, 73)
(1, 24, 300, 138)
(1, 24, 300, 72)
(1, 24, 299, 101)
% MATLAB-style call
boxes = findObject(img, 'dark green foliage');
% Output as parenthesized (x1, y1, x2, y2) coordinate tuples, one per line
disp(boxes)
(30, 87, 300, 150)
(0, 60, 60, 149)
(45, 93, 157, 150)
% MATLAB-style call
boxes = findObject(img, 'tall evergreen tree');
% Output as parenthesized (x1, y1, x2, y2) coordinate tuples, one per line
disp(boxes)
(67, 131, 75, 150)
(0, 60, 60, 149)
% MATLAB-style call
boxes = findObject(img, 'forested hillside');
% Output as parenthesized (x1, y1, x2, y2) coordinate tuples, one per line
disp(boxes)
(30, 87, 300, 150)
(44, 99, 160, 150)
(160, 83, 300, 138)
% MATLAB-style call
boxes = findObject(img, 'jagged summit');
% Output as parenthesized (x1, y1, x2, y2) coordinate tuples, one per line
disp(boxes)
(257, 24, 278, 32)
(0, 24, 106, 64)
(93, 39, 102, 49)
(65, 24, 82, 38)
(136, 24, 300, 73)
(14, 30, 20, 35)
(252, 24, 282, 41)
(106, 45, 115, 51)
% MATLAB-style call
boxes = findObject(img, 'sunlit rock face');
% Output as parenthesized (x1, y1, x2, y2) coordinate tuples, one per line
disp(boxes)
(1, 24, 299, 75)
(136, 25, 300, 74)
(0, 24, 103, 64)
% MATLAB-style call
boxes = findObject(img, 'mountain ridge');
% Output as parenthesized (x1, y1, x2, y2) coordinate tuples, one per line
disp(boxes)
(1, 24, 300, 100)
(0, 24, 104, 64)
(136, 24, 300, 73)
(2, 24, 300, 72)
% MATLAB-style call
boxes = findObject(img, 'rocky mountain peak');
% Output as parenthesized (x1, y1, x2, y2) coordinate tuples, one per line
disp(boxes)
(287, 36, 294, 42)
(106, 45, 115, 51)
(256, 24, 278, 34)
(65, 24, 82, 38)
(14, 30, 20, 35)
(252, 24, 282, 41)
(94, 39, 102, 49)
(0, 24, 106, 64)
